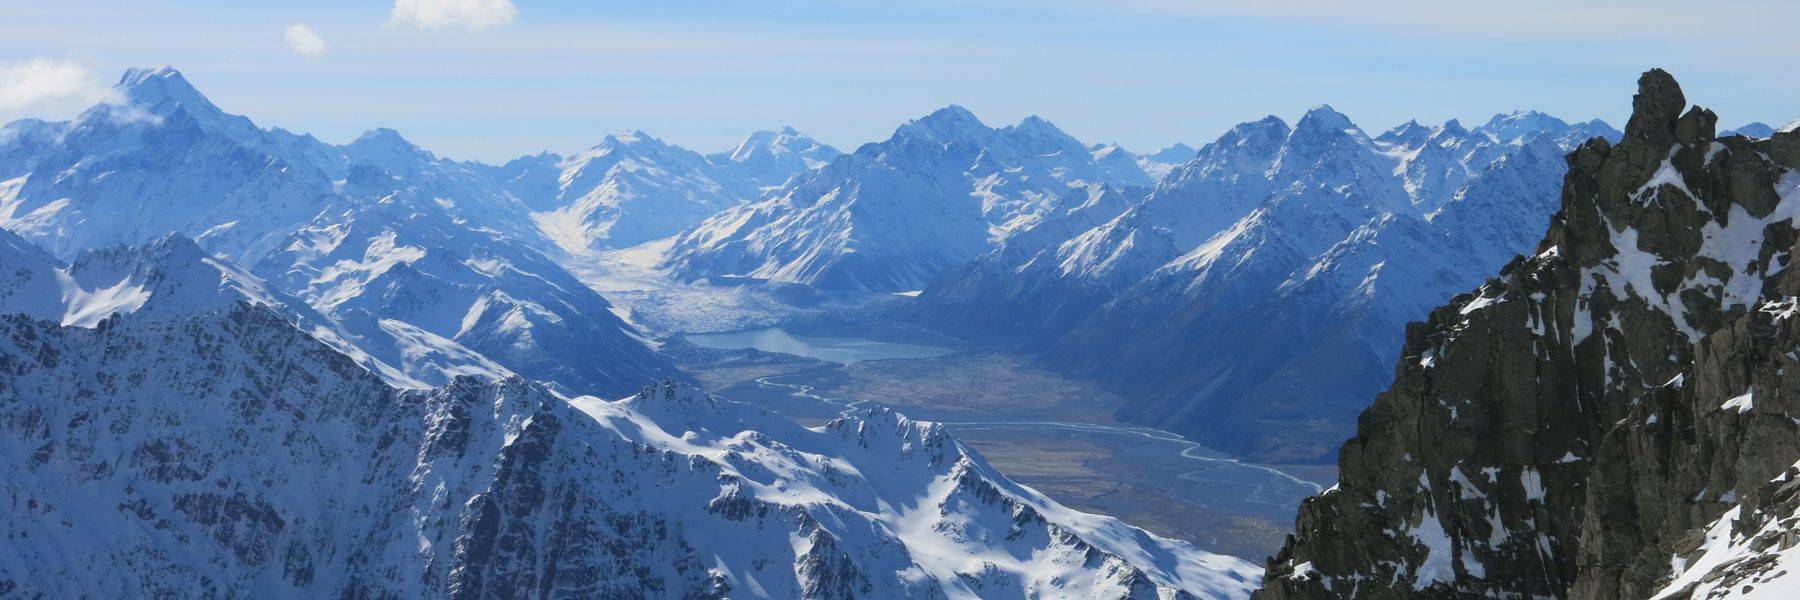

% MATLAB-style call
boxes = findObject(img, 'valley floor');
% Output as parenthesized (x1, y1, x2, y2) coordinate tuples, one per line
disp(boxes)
(572, 242, 1334, 561)
(671, 343, 1335, 561)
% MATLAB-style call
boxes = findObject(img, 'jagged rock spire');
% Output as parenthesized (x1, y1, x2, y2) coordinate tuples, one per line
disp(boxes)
(1254, 67, 1800, 599)
(1624, 68, 1687, 146)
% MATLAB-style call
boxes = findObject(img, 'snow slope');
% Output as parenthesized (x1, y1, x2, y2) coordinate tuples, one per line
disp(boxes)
(0, 66, 677, 397)
(661, 106, 1159, 292)
(0, 229, 441, 387)
(710, 126, 843, 191)
(1140, 142, 1199, 180)
(1652, 463, 1800, 600)
(0, 296, 1259, 599)
(503, 130, 763, 252)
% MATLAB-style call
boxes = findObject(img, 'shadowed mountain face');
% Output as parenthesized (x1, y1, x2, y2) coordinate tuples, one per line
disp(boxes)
(1257, 70, 1800, 599)
(0, 293, 1260, 598)
(902, 105, 1619, 463)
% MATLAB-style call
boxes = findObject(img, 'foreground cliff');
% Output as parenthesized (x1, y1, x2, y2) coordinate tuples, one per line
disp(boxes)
(1257, 70, 1800, 597)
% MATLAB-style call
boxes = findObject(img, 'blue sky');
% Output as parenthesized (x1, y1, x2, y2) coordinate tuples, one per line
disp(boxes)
(3, 1, 1795, 162)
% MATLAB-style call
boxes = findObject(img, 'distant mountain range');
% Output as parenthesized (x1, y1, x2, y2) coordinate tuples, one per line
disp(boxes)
(901, 106, 1624, 462)
(659, 106, 1168, 292)
(0, 67, 698, 397)
(0, 66, 1263, 599)
(0, 67, 1219, 396)
(8, 64, 1791, 599)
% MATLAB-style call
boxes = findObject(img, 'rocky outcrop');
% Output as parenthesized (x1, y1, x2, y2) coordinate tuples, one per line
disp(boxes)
(1257, 69, 1800, 597)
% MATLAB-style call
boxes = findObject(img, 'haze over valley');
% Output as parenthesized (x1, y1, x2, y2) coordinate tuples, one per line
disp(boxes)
(5, 3, 1800, 597)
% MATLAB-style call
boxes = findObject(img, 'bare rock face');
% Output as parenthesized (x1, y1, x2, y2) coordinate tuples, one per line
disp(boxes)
(1256, 69, 1800, 598)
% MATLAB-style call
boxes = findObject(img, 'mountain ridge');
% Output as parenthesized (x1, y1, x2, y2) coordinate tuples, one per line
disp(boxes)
(902, 102, 1620, 462)
(1255, 68, 1800, 599)
(659, 105, 1161, 293)
(0, 290, 1261, 598)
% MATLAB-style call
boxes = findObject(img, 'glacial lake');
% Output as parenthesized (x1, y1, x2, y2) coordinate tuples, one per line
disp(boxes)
(683, 327, 954, 364)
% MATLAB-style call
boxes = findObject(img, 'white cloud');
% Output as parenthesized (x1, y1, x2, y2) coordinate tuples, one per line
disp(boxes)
(284, 24, 327, 58)
(388, 0, 517, 31)
(0, 59, 113, 123)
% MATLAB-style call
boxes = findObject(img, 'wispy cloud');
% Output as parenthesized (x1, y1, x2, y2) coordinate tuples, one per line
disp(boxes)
(284, 24, 326, 58)
(0, 59, 113, 123)
(388, 0, 516, 31)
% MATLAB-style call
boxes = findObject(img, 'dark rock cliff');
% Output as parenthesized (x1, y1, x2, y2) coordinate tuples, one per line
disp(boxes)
(1256, 70, 1800, 598)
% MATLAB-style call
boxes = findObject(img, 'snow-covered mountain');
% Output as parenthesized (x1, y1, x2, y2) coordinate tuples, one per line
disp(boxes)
(0, 284, 1260, 598)
(660, 106, 1160, 292)
(709, 125, 843, 191)
(501, 130, 768, 252)
(1147, 142, 1199, 164)
(1088, 142, 1163, 188)
(1721, 121, 1776, 139)
(0, 67, 676, 397)
(0, 229, 479, 387)
(1140, 142, 1198, 180)
(904, 107, 1620, 462)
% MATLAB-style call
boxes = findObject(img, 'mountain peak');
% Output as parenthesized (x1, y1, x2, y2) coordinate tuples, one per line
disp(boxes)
(1295, 104, 1357, 133)
(602, 129, 661, 147)
(892, 104, 992, 145)
(1436, 118, 1469, 138)
(1624, 68, 1687, 144)
(726, 126, 836, 160)
(912, 104, 986, 132)
(1723, 122, 1777, 139)
(914, 104, 986, 127)
(1003, 114, 1083, 149)
(1147, 142, 1198, 163)
(716, 126, 841, 186)
(351, 127, 411, 147)
(117, 65, 184, 88)
(344, 127, 434, 166)
(71, 232, 209, 278)
(1375, 120, 1432, 145)
(1476, 110, 1570, 143)
(731, 126, 809, 151)
(1215, 116, 1290, 149)
(146, 231, 208, 261)
(1482, 109, 1560, 126)
(728, 129, 780, 155)
(113, 66, 218, 116)
(1290, 105, 1368, 147)
(923, 104, 980, 123)
(1017, 114, 1055, 129)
